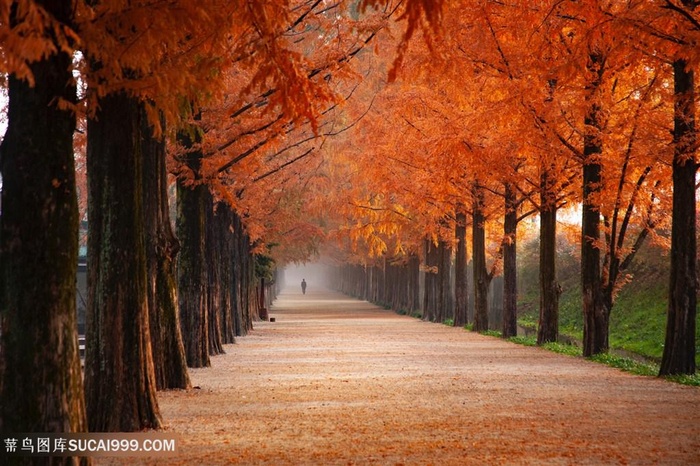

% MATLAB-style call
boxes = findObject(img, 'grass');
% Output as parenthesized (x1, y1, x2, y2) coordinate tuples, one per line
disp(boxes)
(395, 300, 700, 386)
(517, 238, 700, 370)
(502, 335, 700, 386)
(589, 353, 658, 377)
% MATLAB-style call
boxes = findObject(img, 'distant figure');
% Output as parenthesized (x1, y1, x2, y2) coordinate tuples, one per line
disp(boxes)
(301, 279, 307, 295)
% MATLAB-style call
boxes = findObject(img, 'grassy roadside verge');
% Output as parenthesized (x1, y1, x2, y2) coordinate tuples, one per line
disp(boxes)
(505, 334, 700, 386)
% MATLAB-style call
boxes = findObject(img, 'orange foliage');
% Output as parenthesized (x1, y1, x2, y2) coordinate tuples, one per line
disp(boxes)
(2, 0, 696, 270)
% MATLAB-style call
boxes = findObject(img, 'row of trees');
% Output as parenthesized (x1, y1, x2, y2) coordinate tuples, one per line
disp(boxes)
(310, 0, 697, 376)
(1, 0, 438, 458)
(0, 1, 696, 462)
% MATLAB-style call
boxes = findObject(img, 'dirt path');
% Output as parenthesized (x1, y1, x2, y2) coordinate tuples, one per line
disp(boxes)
(104, 288, 700, 465)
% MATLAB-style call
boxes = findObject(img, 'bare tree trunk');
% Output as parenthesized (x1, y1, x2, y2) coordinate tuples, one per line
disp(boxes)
(205, 193, 224, 356)
(502, 185, 518, 338)
(538, 190, 559, 345)
(85, 92, 161, 431)
(0, 1, 89, 453)
(581, 50, 609, 357)
(472, 184, 491, 332)
(176, 127, 210, 368)
(454, 209, 469, 327)
(660, 56, 697, 376)
(216, 203, 236, 344)
(409, 255, 421, 313)
(423, 238, 440, 321)
(141, 112, 190, 390)
(436, 239, 452, 323)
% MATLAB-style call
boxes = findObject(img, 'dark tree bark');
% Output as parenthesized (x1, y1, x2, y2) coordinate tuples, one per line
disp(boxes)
(85, 92, 161, 431)
(0, 0, 89, 451)
(472, 184, 492, 332)
(660, 57, 697, 376)
(502, 185, 518, 338)
(537, 179, 559, 345)
(409, 254, 421, 312)
(436, 239, 452, 323)
(215, 203, 236, 344)
(232, 212, 255, 335)
(176, 140, 211, 368)
(205, 193, 224, 356)
(141, 112, 190, 390)
(454, 209, 469, 327)
(581, 50, 609, 357)
(423, 238, 439, 322)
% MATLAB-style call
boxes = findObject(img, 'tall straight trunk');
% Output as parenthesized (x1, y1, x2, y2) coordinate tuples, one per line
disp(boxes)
(234, 214, 255, 335)
(85, 92, 161, 431)
(216, 203, 236, 344)
(423, 238, 438, 322)
(0, 0, 89, 448)
(502, 185, 518, 338)
(472, 185, 491, 332)
(232, 213, 245, 336)
(409, 254, 421, 312)
(205, 192, 224, 356)
(454, 209, 469, 327)
(538, 185, 559, 345)
(141, 112, 190, 390)
(436, 239, 452, 323)
(176, 127, 210, 368)
(581, 50, 609, 357)
(660, 57, 697, 376)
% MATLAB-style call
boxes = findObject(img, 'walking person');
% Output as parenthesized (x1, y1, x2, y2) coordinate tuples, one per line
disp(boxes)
(301, 279, 307, 295)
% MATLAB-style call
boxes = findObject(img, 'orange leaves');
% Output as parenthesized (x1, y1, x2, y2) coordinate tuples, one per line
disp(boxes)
(0, 0, 79, 85)
(76, 0, 237, 125)
(361, 0, 444, 81)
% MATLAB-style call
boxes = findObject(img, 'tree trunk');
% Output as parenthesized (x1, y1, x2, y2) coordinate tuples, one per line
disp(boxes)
(85, 92, 161, 431)
(141, 112, 190, 390)
(409, 254, 421, 312)
(581, 50, 609, 357)
(436, 239, 452, 323)
(0, 0, 89, 450)
(660, 57, 697, 376)
(454, 209, 469, 327)
(233, 214, 255, 335)
(232, 213, 245, 336)
(538, 188, 559, 345)
(176, 178, 210, 367)
(216, 203, 236, 344)
(472, 185, 491, 332)
(502, 185, 518, 338)
(205, 192, 224, 356)
(423, 238, 439, 322)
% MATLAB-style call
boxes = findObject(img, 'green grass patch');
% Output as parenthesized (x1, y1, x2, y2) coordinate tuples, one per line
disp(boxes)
(517, 239, 700, 368)
(508, 335, 537, 346)
(442, 318, 454, 327)
(480, 329, 502, 338)
(666, 373, 700, 386)
(542, 341, 581, 357)
(589, 353, 658, 377)
(503, 332, 699, 386)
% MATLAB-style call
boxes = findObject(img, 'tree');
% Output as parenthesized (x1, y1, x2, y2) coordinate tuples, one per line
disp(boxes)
(472, 182, 494, 332)
(0, 0, 89, 454)
(84, 93, 161, 431)
(454, 207, 469, 327)
(176, 126, 211, 369)
(660, 0, 698, 375)
(661, 55, 696, 375)
(141, 111, 191, 390)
